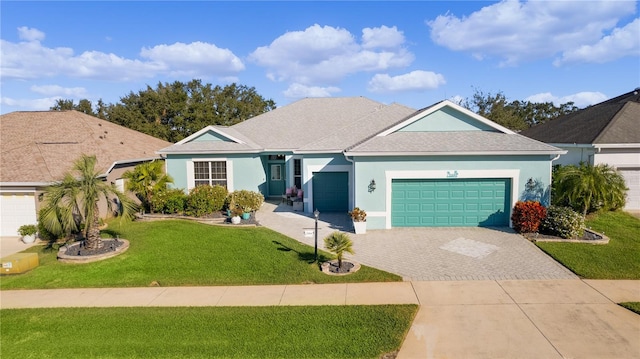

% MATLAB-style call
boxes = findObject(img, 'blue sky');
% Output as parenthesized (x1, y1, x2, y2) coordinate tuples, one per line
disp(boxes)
(1, 1, 639, 115)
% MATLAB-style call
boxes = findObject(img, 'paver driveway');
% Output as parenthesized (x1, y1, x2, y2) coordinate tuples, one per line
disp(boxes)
(257, 201, 577, 281)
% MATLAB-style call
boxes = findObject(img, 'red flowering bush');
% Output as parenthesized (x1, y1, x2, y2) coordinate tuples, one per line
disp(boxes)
(511, 201, 547, 233)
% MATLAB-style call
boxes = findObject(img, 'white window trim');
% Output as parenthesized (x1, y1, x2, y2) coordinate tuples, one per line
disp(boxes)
(384, 169, 519, 229)
(187, 158, 234, 192)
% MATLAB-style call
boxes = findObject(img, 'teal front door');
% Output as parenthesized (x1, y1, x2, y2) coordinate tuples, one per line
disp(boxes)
(392, 178, 511, 227)
(312, 172, 348, 212)
(268, 162, 285, 197)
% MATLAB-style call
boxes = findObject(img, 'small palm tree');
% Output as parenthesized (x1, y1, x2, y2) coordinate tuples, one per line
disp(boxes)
(40, 154, 137, 249)
(553, 163, 627, 216)
(323, 231, 355, 269)
(122, 160, 173, 213)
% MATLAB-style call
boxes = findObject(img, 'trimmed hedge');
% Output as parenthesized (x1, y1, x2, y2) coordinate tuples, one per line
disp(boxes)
(185, 185, 228, 217)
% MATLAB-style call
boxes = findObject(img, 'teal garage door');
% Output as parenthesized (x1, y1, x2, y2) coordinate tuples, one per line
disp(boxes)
(392, 178, 511, 227)
(312, 172, 349, 212)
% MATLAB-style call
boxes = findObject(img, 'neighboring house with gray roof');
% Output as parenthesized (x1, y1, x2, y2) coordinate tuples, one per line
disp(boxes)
(520, 89, 640, 210)
(0, 110, 172, 236)
(160, 98, 565, 230)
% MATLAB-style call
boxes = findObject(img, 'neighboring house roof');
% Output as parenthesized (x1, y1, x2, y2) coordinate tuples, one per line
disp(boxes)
(160, 97, 563, 157)
(520, 89, 640, 145)
(0, 110, 172, 184)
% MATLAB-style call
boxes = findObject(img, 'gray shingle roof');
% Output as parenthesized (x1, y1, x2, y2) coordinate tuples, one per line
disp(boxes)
(520, 89, 640, 144)
(228, 97, 388, 149)
(0, 110, 172, 183)
(347, 131, 564, 155)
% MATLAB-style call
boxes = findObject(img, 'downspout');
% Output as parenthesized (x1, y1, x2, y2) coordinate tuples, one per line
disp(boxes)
(548, 154, 561, 207)
(344, 152, 355, 209)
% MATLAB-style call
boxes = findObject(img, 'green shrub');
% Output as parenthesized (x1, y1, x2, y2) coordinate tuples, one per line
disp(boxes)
(511, 201, 547, 233)
(227, 190, 264, 212)
(185, 185, 228, 217)
(152, 189, 187, 214)
(541, 205, 584, 239)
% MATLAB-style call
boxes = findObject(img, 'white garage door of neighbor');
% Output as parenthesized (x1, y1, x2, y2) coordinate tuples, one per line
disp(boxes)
(0, 193, 37, 236)
(619, 169, 640, 210)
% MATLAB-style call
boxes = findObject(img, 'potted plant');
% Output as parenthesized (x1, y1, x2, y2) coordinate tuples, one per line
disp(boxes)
(349, 207, 367, 234)
(18, 224, 38, 243)
(230, 206, 243, 224)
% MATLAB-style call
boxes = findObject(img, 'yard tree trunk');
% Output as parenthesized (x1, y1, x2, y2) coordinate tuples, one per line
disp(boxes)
(85, 202, 103, 250)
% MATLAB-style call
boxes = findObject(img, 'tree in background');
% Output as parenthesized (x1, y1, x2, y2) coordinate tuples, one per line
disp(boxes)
(106, 80, 275, 142)
(459, 88, 579, 131)
(552, 163, 627, 216)
(122, 160, 174, 213)
(51, 80, 275, 142)
(40, 155, 137, 249)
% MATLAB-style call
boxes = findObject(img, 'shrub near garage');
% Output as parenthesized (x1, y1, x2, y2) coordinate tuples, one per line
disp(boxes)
(511, 201, 546, 233)
(541, 205, 584, 239)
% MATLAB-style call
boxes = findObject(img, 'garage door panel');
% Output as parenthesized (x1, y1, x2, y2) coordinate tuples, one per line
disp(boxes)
(312, 172, 348, 212)
(1, 193, 37, 237)
(392, 178, 510, 227)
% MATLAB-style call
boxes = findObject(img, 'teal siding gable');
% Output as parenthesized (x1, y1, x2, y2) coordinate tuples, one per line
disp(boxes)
(190, 130, 235, 142)
(399, 107, 496, 132)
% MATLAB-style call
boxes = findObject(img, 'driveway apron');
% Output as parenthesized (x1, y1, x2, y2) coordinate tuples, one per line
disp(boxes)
(256, 201, 577, 281)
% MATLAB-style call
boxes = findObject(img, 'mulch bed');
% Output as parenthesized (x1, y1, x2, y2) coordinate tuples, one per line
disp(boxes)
(64, 239, 124, 256)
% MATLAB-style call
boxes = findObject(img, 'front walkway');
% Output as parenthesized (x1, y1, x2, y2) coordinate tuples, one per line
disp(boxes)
(256, 201, 577, 281)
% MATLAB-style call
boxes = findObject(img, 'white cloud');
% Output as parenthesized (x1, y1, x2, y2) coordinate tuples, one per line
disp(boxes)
(554, 18, 640, 65)
(367, 70, 445, 93)
(0, 96, 61, 111)
(250, 24, 414, 85)
(30, 85, 88, 97)
(362, 25, 405, 49)
(428, 0, 636, 66)
(17, 26, 45, 42)
(525, 91, 608, 108)
(141, 41, 245, 77)
(1, 28, 245, 81)
(283, 83, 341, 99)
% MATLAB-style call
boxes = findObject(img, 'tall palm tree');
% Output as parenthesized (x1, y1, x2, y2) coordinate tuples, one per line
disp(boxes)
(553, 163, 627, 216)
(122, 160, 173, 213)
(323, 231, 355, 269)
(40, 154, 137, 249)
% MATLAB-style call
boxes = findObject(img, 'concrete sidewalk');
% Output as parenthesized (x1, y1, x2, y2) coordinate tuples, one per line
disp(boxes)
(2, 279, 639, 359)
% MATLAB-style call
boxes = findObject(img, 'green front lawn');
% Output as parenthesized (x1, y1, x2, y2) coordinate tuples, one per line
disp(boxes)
(536, 211, 640, 279)
(620, 302, 640, 315)
(1, 305, 418, 359)
(0, 219, 400, 289)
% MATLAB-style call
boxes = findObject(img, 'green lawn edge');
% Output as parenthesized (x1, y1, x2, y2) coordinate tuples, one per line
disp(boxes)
(535, 211, 640, 279)
(1, 219, 401, 290)
(1, 305, 419, 359)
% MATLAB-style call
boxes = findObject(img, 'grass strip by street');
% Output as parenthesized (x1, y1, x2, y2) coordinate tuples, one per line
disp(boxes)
(536, 211, 640, 279)
(1, 305, 418, 359)
(0, 220, 400, 290)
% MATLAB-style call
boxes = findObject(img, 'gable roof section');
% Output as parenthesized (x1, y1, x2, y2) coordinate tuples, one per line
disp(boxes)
(346, 100, 561, 156)
(377, 100, 516, 136)
(0, 110, 172, 183)
(158, 125, 261, 155)
(520, 89, 640, 144)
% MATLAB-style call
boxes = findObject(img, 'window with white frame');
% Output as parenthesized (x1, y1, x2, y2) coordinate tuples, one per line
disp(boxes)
(194, 161, 227, 188)
(294, 159, 302, 189)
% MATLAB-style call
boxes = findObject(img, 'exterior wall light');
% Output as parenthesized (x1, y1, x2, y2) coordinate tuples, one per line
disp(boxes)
(368, 179, 376, 193)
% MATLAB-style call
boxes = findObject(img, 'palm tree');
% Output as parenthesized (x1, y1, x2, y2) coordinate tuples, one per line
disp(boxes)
(553, 163, 627, 216)
(122, 160, 173, 213)
(323, 231, 355, 269)
(40, 154, 137, 250)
